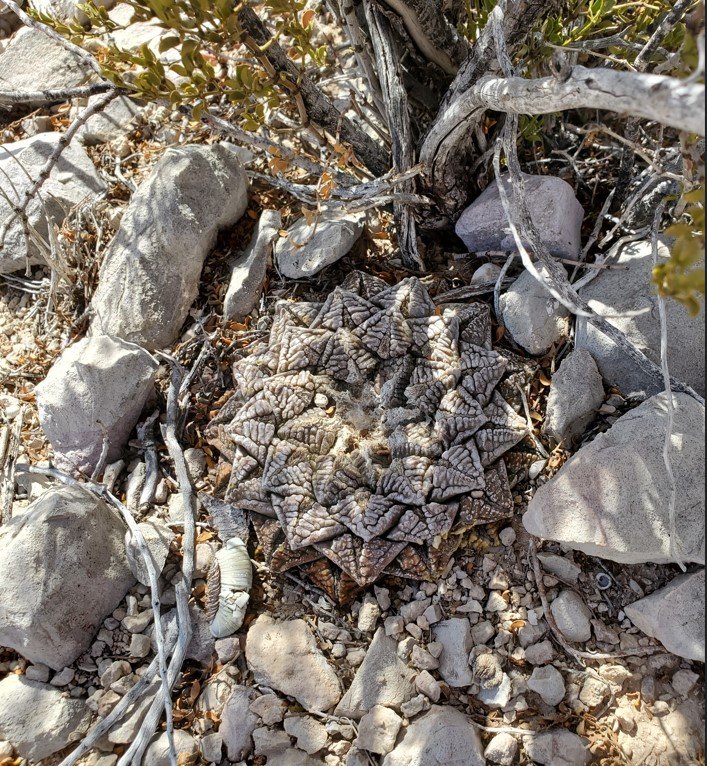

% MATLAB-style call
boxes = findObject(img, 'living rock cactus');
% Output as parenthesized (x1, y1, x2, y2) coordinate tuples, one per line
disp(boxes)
(207, 272, 528, 599)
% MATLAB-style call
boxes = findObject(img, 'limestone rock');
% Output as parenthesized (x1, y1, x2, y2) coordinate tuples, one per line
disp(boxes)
(625, 570, 705, 662)
(144, 730, 198, 766)
(432, 618, 474, 687)
(550, 590, 592, 643)
(0, 675, 88, 762)
(336, 628, 416, 719)
(500, 266, 570, 355)
(224, 210, 281, 320)
(91, 143, 248, 349)
(125, 519, 174, 587)
(0, 27, 97, 106)
(543, 348, 604, 443)
(354, 705, 402, 755)
(523, 729, 590, 766)
(220, 685, 260, 761)
(246, 615, 341, 712)
(527, 665, 566, 707)
(36, 334, 158, 475)
(283, 716, 329, 755)
(0, 132, 106, 274)
(524, 392, 705, 565)
(0, 485, 134, 669)
(576, 240, 705, 398)
(76, 94, 143, 145)
(274, 211, 364, 279)
(381, 705, 485, 766)
(455, 174, 584, 260)
(253, 728, 323, 766)
(484, 732, 518, 765)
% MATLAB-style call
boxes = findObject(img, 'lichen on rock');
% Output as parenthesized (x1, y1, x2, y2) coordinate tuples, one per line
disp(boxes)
(207, 273, 527, 598)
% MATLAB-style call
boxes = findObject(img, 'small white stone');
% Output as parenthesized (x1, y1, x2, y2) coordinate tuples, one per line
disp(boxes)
(284, 715, 329, 755)
(249, 694, 287, 725)
(527, 666, 566, 707)
(477, 673, 512, 709)
(550, 590, 593, 643)
(422, 604, 444, 625)
(488, 571, 510, 591)
(499, 527, 516, 547)
(50, 667, 75, 686)
(471, 621, 495, 645)
(579, 676, 607, 708)
(415, 670, 441, 702)
(129, 633, 152, 658)
(400, 694, 430, 718)
(357, 596, 381, 633)
(24, 664, 50, 683)
(199, 732, 223, 763)
(346, 647, 366, 667)
(384, 616, 404, 636)
(672, 668, 699, 697)
(410, 645, 439, 671)
(486, 592, 508, 613)
(484, 732, 518, 765)
(374, 587, 391, 612)
(354, 705, 402, 755)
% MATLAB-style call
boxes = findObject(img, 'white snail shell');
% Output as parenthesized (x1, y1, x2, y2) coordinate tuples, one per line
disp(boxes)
(207, 536, 253, 638)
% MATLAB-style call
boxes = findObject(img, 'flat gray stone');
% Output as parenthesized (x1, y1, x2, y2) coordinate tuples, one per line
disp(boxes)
(0, 675, 88, 762)
(0, 485, 134, 669)
(527, 665, 566, 707)
(550, 590, 592, 643)
(432, 618, 474, 687)
(76, 94, 143, 145)
(336, 628, 416, 719)
(246, 615, 341, 713)
(0, 132, 106, 274)
(90, 143, 248, 349)
(455, 173, 584, 260)
(220, 685, 260, 761)
(36, 334, 158, 475)
(625, 569, 704, 662)
(224, 209, 281, 320)
(500, 265, 570, 355)
(576, 239, 705, 398)
(144, 730, 198, 766)
(274, 211, 364, 279)
(381, 705, 485, 766)
(542, 348, 604, 444)
(0, 27, 97, 104)
(523, 729, 591, 766)
(524, 392, 705, 565)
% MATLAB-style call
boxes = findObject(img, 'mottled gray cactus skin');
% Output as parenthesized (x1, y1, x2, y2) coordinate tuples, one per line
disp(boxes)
(207, 272, 527, 587)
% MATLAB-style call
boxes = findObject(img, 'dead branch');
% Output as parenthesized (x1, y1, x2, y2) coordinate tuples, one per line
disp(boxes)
(634, 0, 695, 71)
(238, 7, 389, 177)
(364, 0, 424, 271)
(0, 90, 120, 254)
(0, 406, 22, 524)
(379, 0, 471, 75)
(0, 82, 116, 105)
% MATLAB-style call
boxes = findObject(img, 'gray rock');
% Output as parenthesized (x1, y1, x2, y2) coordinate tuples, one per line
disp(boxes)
(220, 685, 260, 761)
(0, 132, 106, 274)
(0, 485, 134, 669)
(476, 673, 512, 709)
(246, 615, 341, 713)
(484, 732, 518, 765)
(283, 715, 329, 754)
(274, 211, 364, 279)
(250, 694, 287, 725)
(144, 730, 198, 766)
(0, 27, 97, 106)
(550, 590, 593, 643)
(432, 618, 474, 687)
(355, 705, 402, 755)
(195, 666, 238, 717)
(199, 732, 223, 763)
(381, 706, 485, 766)
(527, 665, 566, 707)
(500, 265, 570, 355)
(536, 553, 581, 584)
(224, 210, 281, 320)
(0, 675, 88, 762)
(671, 668, 699, 697)
(336, 628, 416, 719)
(470, 262, 502, 285)
(125, 519, 173, 587)
(252, 728, 322, 766)
(76, 94, 143, 145)
(91, 143, 248, 349)
(542, 348, 604, 443)
(524, 729, 591, 766)
(625, 570, 705, 662)
(455, 174, 584, 260)
(36, 334, 158, 475)
(524, 392, 705, 565)
(576, 239, 705, 398)
(106, 680, 157, 744)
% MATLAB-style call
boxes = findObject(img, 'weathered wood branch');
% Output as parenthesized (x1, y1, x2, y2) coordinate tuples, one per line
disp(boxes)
(421, 65, 705, 216)
(0, 82, 115, 105)
(419, 0, 563, 218)
(238, 7, 389, 177)
(364, 0, 424, 271)
(379, 0, 471, 74)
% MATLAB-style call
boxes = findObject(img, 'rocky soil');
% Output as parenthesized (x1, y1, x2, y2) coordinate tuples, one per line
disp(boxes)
(0, 3, 704, 766)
